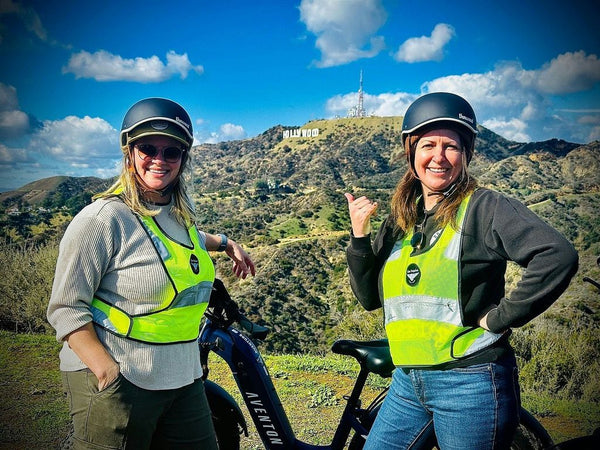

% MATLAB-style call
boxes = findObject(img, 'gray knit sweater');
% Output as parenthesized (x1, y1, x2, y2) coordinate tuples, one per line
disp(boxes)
(47, 197, 208, 390)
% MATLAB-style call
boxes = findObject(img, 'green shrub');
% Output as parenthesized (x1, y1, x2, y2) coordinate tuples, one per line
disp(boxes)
(0, 241, 57, 333)
(514, 319, 600, 402)
(308, 385, 338, 408)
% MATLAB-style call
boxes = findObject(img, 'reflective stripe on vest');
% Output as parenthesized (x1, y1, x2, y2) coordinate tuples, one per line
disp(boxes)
(381, 194, 502, 367)
(91, 215, 215, 344)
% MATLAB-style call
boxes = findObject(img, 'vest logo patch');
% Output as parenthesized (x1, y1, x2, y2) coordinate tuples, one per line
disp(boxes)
(406, 263, 421, 286)
(190, 254, 200, 274)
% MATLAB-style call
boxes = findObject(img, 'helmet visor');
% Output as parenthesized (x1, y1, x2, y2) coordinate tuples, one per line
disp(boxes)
(122, 120, 192, 149)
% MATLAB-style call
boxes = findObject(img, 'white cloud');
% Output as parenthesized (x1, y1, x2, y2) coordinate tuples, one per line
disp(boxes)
(30, 116, 119, 162)
(165, 51, 204, 79)
(63, 50, 204, 83)
(0, 81, 231, 189)
(482, 118, 530, 142)
(326, 91, 416, 117)
(0, 83, 32, 139)
(559, 109, 600, 114)
(578, 115, 600, 125)
(219, 123, 247, 140)
(394, 23, 455, 63)
(203, 123, 247, 144)
(0, 82, 19, 110)
(325, 51, 600, 143)
(535, 51, 600, 94)
(577, 115, 600, 142)
(588, 128, 600, 141)
(420, 61, 563, 141)
(422, 65, 545, 115)
(0, 142, 29, 164)
(0, 109, 29, 138)
(299, 0, 387, 68)
(0, 113, 122, 189)
(94, 159, 123, 180)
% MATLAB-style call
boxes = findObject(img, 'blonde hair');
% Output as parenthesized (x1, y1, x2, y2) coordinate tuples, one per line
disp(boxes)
(93, 146, 197, 228)
(391, 135, 478, 233)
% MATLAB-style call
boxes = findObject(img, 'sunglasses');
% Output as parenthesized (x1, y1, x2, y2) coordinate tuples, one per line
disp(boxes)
(411, 218, 426, 250)
(134, 143, 185, 163)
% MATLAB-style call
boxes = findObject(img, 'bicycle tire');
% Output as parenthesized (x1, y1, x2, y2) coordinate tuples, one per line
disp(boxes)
(213, 419, 241, 450)
(211, 405, 242, 450)
(511, 408, 555, 450)
(348, 407, 553, 449)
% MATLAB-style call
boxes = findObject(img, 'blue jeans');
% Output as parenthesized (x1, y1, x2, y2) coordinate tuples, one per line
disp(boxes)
(364, 355, 520, 450)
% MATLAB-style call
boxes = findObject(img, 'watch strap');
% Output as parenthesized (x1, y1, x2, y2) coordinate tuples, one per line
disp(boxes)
(217, 234, 228, 252)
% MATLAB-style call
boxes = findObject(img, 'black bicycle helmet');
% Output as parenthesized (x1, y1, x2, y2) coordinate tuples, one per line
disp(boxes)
(120, 98, 193, 150)
(401, 92, 477, 163)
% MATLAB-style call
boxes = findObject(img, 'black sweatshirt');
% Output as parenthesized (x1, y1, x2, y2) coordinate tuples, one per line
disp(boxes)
(347, 188, 579, 368)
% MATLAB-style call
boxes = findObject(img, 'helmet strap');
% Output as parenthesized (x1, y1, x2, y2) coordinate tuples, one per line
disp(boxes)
(426, 181, 458, 200)
(133, 172, 177, 200)
(405, 134, 421, 180)
(425, 168, 468, 202)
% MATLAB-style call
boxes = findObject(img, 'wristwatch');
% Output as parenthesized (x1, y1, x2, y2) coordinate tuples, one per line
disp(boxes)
(217, 234, 228, 252)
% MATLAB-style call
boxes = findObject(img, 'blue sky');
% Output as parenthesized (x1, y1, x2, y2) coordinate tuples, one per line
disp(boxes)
(1, 0, 599, 191)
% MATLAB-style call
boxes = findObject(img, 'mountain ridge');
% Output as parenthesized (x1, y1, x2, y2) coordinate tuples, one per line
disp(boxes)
(2, 117, 598, 353)
(0, 117, 586, 202)
(0, 175, 111, 207)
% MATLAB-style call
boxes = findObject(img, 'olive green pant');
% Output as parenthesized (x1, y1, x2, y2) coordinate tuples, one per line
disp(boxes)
(61, 370, 217, 450)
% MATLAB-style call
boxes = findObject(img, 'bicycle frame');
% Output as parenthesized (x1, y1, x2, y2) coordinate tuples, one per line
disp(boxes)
(198, 279, 555, 450)
(199, 316, 374, 449)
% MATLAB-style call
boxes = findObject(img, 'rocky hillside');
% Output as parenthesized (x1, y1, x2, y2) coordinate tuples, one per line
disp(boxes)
(187, 118, 599, 353)
(0, 175, 111, 212)
(2, 117, 599, 353)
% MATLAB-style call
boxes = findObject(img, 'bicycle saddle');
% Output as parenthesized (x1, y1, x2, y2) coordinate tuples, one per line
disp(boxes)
(331, 339, 395, 377)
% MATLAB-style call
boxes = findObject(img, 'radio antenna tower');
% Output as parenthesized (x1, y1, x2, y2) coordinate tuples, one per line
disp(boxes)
(357, 69, 365, 117)
(348, 70, 366, 118)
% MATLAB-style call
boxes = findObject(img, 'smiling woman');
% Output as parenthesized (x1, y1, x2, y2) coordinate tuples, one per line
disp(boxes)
(344, 92, 579, 449)
(46, 97, 256, 449)
(132, 137, 185, 200)
(412, 129, 465, 209)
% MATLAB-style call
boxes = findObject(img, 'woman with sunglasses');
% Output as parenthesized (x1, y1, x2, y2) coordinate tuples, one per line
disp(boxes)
(344, 92, 578, 449)
(47, 97, 255, 449)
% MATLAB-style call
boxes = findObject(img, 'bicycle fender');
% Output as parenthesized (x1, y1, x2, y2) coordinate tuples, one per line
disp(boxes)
(519, 407, 554, 447)
(204, 380, 248, 436)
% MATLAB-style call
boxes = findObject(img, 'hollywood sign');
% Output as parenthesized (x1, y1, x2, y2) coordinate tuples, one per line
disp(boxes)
(283, 128, 319, 139)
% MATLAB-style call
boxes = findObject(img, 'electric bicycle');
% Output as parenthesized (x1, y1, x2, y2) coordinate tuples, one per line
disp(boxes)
(200, 279, 554, 449)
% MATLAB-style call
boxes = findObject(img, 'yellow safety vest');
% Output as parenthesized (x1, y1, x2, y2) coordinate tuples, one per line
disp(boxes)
(381, 195, 502, 367)
(91, 215, 215, 344)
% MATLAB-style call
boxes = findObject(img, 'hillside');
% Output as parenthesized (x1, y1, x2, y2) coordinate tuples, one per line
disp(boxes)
(185, 118, 600, 354)
(1, 117, 599, 355)
(0, 175, 111, 210)
(190, 117, 404, 193)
